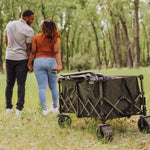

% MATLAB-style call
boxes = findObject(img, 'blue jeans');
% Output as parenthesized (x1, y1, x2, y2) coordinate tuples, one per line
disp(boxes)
(33, 57, 58, 110)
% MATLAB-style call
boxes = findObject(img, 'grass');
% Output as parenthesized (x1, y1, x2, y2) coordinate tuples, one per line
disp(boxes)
(0, 67, 150, 149)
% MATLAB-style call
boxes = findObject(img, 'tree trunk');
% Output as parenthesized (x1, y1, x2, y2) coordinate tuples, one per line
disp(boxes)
(119, 15, 133, 68)
(12, 0, 16, 20)
(133, 0, 140, 68)
(66, 28, 70, 70)
(60, 34, 65, 70)
(70, 27, 76, 57)
(75, 32, 81, 54)
(90, 20, 101, 70)
(108, 27, 116, 68)
(110, 11, 122, 68)
(0, 2, 4, 73)
(115, 23, 122, 68)
(101, 27, 108, 68)
(141, 22, 150, 65)
(41, 0, 46, 19)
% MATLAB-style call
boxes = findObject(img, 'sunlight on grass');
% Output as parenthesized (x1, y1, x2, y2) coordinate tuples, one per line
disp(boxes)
(0, 68, 150, 149)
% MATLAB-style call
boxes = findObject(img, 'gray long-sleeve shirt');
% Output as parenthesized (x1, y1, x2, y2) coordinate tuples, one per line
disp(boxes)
(4, 18, 34, 60)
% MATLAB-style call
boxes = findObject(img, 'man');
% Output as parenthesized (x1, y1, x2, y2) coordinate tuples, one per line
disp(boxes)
(4, 9, 34, 116)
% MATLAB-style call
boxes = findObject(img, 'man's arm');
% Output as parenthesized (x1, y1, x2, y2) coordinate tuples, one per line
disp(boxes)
(26, 43, 32, 56)
(26, 29, 34, 56)
(27, 43, 36, 72)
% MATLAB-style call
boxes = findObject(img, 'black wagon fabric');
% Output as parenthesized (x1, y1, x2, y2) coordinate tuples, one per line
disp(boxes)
(60, 80, 78, 114)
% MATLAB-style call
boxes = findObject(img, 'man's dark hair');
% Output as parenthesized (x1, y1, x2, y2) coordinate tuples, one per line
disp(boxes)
(22, 9, 34, 17)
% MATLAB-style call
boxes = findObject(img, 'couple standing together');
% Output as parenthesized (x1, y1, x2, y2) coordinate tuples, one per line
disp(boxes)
(5, 9, 62, 116)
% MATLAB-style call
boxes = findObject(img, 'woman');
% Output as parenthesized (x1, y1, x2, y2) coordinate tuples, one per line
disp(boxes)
(28, 20, 62, 115)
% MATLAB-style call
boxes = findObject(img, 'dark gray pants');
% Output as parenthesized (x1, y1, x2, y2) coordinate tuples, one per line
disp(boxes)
(5, 59, 28, 110)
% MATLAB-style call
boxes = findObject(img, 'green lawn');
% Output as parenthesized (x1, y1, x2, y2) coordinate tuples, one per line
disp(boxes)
(0, 67, 150, 149)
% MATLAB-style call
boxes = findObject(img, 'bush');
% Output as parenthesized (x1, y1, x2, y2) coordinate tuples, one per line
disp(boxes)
(69, 53, 94, 70)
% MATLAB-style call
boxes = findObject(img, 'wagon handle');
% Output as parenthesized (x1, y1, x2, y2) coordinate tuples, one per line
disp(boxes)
(60, 71, 110, 80)
(69, 75, 88, 79)
(61, 71, 98, 80)
(96, 73, 111, 80)
(61, 71, 96, 77)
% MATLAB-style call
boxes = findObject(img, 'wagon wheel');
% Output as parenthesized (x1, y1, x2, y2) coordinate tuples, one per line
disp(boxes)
(138, 116, 150, 133)
(96, 124, 113, 142)
(58, 114, 72, 128)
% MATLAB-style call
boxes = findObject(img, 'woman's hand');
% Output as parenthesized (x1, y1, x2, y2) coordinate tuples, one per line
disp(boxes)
(28, 64, 33, 72)
(55, 64, 62, 71)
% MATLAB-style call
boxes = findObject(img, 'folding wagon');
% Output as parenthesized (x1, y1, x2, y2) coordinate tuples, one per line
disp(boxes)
(57, 71, 150, 140)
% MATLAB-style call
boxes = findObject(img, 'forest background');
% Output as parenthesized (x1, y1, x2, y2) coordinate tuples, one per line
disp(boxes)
(0, 0, 149, 72)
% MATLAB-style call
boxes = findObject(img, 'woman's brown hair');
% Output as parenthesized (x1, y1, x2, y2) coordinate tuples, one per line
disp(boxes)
(42, 20, 60, 45)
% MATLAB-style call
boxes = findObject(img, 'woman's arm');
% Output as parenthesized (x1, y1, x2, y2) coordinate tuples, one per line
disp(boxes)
(5, 36, 8, 47)
(54, 38, 62, 71)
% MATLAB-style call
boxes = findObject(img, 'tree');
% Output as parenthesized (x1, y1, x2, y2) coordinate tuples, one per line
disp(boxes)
(133, 0, 140, 68)
(118, 8, 133, 68)
(0, 0, 149, 72)
(0, 0, 3, 73)
(110, 10, 122, 68)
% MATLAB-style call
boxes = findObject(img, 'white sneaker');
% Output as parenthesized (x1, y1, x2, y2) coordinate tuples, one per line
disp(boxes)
(16, 109, 22, 116)
(42, 110, 48, 116)
(48, 107, 53, 113)
(6, 108, 13, 114)
(48, 107, 58, 114)
(53, 108, 58, 114)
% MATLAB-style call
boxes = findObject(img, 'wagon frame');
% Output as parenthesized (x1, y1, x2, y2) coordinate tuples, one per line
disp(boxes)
(57, 71, 150, 140)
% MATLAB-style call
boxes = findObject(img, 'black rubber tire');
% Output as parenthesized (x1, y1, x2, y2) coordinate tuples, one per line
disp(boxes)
(138, 117, 150, 133)
(58, 115, 72, 128)
(96, 125, 113, 141)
